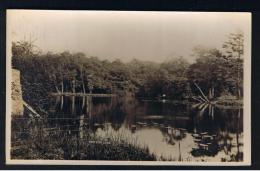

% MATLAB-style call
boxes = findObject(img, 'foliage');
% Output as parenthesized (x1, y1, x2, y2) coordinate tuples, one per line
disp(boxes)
(11, 31, 244, 113)
(222, 32, 244, 98)
(187, 33, 243, 100)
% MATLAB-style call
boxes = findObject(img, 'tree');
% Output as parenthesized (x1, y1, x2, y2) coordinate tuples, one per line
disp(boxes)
(187, 47, 224, 100)
(222, 32, 244, 99)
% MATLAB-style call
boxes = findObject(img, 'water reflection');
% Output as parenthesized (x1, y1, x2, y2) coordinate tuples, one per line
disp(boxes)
(12, 96, 243, 161)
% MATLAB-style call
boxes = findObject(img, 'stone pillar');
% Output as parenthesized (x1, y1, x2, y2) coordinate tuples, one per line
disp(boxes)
(11, 69, 24, 116)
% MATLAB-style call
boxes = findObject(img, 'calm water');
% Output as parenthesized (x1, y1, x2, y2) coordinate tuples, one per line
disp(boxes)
(12, 96, 243, 161)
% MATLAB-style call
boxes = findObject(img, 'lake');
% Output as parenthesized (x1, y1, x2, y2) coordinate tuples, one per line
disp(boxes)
(11, 96, 243, 162)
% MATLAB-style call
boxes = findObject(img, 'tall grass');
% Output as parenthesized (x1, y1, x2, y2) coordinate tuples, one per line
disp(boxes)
(11, 118, 156, 160)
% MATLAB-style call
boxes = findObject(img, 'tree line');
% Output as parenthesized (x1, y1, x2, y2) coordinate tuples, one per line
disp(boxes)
(12, 32, 243, 110)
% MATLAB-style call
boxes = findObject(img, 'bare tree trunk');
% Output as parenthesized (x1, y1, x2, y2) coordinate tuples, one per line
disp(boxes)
(82, 81, 86, 94)
(61, 81, 64, 93)
(81, 97, 85, 110)
(80, 65, 86, 94)
(50, 74, 60, 93)
(54, 84, 60, 93)
(198, 96, 207, 103)
(194, 82, 209, 102)
(192, 96, 203, 103)
(198, 103, 209, 117)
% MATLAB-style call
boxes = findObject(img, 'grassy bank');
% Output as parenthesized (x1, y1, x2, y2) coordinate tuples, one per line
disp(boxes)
(11, 134, 156, 161)
(11, 118, 156, 160)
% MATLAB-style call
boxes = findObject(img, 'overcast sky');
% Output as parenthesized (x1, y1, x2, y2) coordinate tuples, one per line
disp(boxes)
(7, 10, 251, 63)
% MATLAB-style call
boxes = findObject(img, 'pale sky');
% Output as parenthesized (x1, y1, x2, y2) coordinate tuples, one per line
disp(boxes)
(7, 10, 251, 63)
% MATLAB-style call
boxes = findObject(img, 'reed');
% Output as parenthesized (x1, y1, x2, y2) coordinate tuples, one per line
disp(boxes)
(11, 121, 156, 160)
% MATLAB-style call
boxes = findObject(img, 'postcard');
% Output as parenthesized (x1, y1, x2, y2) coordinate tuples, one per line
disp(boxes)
(6, 10, 251, 165)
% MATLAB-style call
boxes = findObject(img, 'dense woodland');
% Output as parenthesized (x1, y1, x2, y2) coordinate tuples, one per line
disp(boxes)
(12, 32, 244, 113)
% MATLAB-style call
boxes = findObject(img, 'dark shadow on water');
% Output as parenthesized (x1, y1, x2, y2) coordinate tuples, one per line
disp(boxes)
(11, 96, 243, 161)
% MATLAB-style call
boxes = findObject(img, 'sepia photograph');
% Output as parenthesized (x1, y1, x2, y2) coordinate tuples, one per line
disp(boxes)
(5, 10, 251, 165)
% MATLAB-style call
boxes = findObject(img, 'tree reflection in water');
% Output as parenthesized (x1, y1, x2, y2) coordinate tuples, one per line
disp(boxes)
(11, 96, 243, 161)
(190, 102, 243, 161)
